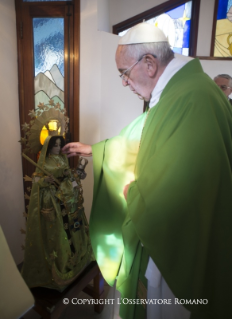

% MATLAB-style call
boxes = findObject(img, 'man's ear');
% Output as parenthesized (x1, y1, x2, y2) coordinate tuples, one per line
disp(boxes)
(144, 54, 158, 77)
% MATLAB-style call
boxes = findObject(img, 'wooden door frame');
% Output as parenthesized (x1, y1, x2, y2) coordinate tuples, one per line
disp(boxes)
(15, 0, 80, 180)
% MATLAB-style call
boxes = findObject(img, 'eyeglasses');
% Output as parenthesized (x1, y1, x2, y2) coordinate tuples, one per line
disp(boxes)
(217, 85, 232, 91)
(119, 54, 157, 82)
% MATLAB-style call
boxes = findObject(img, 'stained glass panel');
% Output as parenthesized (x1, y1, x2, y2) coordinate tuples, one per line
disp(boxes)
(213, 0, 232, 57)
(33, 18, 64, 111)
(119, 1, 192, 56)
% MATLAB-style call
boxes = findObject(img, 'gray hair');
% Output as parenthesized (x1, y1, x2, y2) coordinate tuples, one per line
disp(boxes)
(124, 42, 174, 66)
(214, 74, 232, 86)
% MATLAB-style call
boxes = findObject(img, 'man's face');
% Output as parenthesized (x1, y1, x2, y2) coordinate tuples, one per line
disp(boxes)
(214, 77, 232, 98)
(115, 46, 152, 101)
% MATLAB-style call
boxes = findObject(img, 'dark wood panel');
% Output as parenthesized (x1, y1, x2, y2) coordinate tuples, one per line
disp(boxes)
(72, 0, 80, 168)
(210, 0, 219, 56)
(28, 5, 65, 17)
(18, 261, 104, 319)
(15, 0, 25, 127)
(189, 0, 200, 57)
(21, 4, 38, 182)
(31, 262, 104, 319)
(15, 0, 33, 208)
(196, 56, 232, 60)
(65, 2, 74, 168)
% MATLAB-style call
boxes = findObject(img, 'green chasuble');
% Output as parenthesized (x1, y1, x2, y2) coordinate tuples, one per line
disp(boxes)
(90, 59, 232, 319)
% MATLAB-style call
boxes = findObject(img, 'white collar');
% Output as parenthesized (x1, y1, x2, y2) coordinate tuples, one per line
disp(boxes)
(149, 55, 193, 108)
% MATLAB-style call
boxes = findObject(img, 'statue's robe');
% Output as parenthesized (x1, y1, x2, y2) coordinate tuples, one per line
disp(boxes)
(22, 136, 93, 291)
(90, 59, 232, 319)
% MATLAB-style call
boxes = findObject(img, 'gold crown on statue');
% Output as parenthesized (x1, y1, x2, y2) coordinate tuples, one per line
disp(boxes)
(19, 99, 69, 154)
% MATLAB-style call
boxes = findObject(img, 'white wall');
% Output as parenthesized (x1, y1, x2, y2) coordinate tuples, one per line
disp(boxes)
(197, 0, 215, 56)
(0, 0, 25, 264)
(200, 59, 232, 99)
(98, 0, 110, 32)
(99, 31, 143, 140)
(80, 0, 144, 219)
(79, 0, 101, 219)
(200, 59, 232, 79)
(109, 0, 165, 29)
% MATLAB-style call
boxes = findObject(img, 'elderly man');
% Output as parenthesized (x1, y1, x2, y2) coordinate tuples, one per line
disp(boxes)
(62, 23, 232, 319)
(214, 74, 232, 105)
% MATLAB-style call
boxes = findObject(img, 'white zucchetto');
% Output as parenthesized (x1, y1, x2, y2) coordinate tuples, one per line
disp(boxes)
(118, 22, 168, 45)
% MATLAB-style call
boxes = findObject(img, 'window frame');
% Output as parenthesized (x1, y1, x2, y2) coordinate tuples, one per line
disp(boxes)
(210, 0, 232, 59)
(112, 0, 201, 57)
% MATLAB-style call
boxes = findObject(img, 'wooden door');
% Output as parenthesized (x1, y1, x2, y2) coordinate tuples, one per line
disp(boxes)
(15, 0, 80, 202)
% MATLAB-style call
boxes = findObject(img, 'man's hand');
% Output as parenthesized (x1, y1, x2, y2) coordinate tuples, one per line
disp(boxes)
(123, 181, 134, 201)
(62, 142, 92, 158)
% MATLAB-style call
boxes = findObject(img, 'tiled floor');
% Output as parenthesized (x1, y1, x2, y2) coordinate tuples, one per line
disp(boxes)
(23, 283, 121, 319)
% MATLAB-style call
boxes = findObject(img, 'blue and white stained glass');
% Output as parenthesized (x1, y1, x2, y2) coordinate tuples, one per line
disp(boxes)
(33, 18, 64, 77)
(33, 18, 64, 111)
(214, 0, 232, 57)
(119, 1, 192, 56)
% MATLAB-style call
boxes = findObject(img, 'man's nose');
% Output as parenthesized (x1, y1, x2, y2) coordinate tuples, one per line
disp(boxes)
(122, 78, 129, 87)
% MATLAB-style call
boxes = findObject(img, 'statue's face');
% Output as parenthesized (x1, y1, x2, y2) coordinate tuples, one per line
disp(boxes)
(50, 138, 61, 155)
